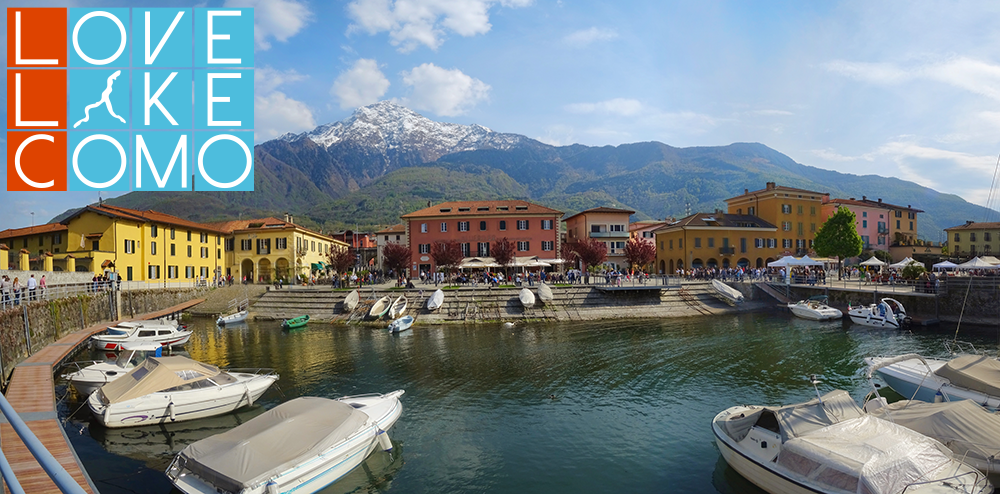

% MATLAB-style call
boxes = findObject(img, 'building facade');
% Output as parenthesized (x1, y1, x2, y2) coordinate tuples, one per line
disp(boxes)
(629, 221, 668, 241)
(563, 207, 635, 270)
(821, 195, 924, 253)
(401, 200, 563, 275)
(945, 221, 1000, 258)
(375, 224, 407, 271)
(725, 182, 827, 257)
(653, 212, 778, 274)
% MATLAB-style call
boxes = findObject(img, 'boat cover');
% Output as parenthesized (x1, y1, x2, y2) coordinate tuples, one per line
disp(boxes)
(934, 354, 1000, 397)
(98, 356, 221, 404)
(868, 399, 1000, 467)
(771, 390, 865, 441)
(177, 397, 370, 493)
(778, 416, 956, 494)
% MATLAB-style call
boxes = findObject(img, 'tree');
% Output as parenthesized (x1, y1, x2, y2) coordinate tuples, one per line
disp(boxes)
(327, 247, 355, 277)
(813, 206, 863, 279)
(491, 237, 516, 277)
(901, 263, 926, 280)
(431, 240, 464, 285)
(566, 238, 608, 283)
(382, 242, 411, 279)
(624, 237, 656, 272)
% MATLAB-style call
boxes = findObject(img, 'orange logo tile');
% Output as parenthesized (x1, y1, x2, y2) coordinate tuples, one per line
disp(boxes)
(6, 69, 66, 129)
(6, 131, 67, 191)
(7, 8, 66, 67)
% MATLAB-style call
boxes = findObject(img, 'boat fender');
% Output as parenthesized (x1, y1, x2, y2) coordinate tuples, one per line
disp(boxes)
(102, 406, 110, 424)
(244, 383, 254, 407)
(934, 390, 944, 403)
(266, 480, 279, 494)
(168, 402, 176, 421)
(377, 430, 393, 451)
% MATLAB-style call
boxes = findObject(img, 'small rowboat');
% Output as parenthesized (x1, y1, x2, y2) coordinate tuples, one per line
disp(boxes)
(387, 315, 414, 333)
(343, 289, 360, 311)
(216, 310, 248, 326)
(426, 289, 444, 311)
(711, 279, 744, 306)
(369, 296, 391, 319)
(519, 287, 535, 308)
(537, 283, 553, 303)
(281, 315, 309, 330)
(389, 295, 408, 319)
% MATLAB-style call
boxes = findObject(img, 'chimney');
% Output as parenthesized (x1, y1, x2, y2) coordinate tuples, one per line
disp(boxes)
(289, 215, 294, 224)
(850, 198, 855, 201)
(862, 195, 866, 201)
(284, 212, 289, 223)
(765, 182, 775, 190)
(744, 188, 748, 194)
(907, 205, 911, 208)
(966, 220, 975, 226)
(877, 198, 882, 204)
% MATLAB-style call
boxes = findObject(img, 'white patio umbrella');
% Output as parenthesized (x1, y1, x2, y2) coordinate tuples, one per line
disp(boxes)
(767, 256, 795, 267)
(792, 255, 823, 266)
(859, 256, 886, 266)
(932, 260, 958, 271)
(957, 257, 1000, 269)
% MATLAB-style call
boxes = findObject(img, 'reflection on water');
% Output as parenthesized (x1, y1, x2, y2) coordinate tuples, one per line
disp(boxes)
(60, 312, 1000, 493)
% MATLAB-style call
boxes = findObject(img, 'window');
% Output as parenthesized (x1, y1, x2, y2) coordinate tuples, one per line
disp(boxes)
(796, 239, 805, 249)
(643, 231, 653, 238)
(276, 238, 287, 250)
(782, 204, 791, 214)
(419, 244, 430, 254)
(708, 238, 715, 248)
(91, 240, 100, 251)
(480, 221, 487, 231)
(767, 238, 777, 248)
(748, 207, 755, 216)
(878, 236, 885, 245)
(517, 241, 529, 251)
(909, 221, 913, 230)
(810, 223, 816, 232)
(201, 232, 208, 243)
(201, 266, 209, 278)
(782, 239, 792, 248)
(542, 241, 554, 251)
(862, 211, 867, 218)
(477, 207, 489, 211)
(168, 266, 178, 279)
(908, 212, 915, 219)
(257, 238, 271, 255)
(477, 242, 490, 256)
(954, 233, 961, 242)
(895, 210, 902, 218)
(186, 231, 191, 241)
(515, 205, 528, 211)
(201, 247, 208, 258)
(797, 223, 803, 236)
(782, 221, 791, 231)
(384, 235, 389, 241)
(987, 233, 993, 242)
(185, 266, 194, 278)
(311, 241, 316, 251)
(862, 220, 867, 228)
(679, 239, 683, 248)
(241, 239, 252, 251)
(170, 228, 175, 239)
(151, 241, 157, 255)
(148, 265, 160, 279)
(170, 243, 176, 256)
(499, 220, 507, 231)
(591, 225, 601, 233)
(610, 224, 624, 232)
(461, 243, 470, 256)
(542, 220, 553, 230)
(810, 206, 816, 215)
(124, 240, 136, 254)
(669, 239, 674, 249)
(421, 223, 428, 233)
(458, 207, 470, 212)
(38, 236, 43, 246)
(440, 222, 448, 233)
(458, 221, 470, 232)
(755, 238, 764, 248)
(797, 205, 803, 214)
(127, 266, 133, 281)
(517, 220, 529, 230)
(217, 249, 222, 259)
(151, 225, 158, 238)
(497, 206, 509, 211)
(896, 220, 900, 229)
(971, 233, 977, 242)
(22, 239, 26, 248)
(694, 238, 701, 248)
(740, 238, 747, 253)
(187, 245, 192, 257)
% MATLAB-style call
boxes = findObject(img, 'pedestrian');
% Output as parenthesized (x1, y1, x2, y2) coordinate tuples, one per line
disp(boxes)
(0, 276, 9, 308)
(27, 274, 37, 301)
(12, 277, 21, 306)
(39, 274, 46, 300)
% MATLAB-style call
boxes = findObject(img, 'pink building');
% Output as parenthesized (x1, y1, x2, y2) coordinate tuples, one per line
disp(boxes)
(821, 196, 892, 251)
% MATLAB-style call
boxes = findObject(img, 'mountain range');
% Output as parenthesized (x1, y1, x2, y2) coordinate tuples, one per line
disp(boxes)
(94, 101, 993, 242)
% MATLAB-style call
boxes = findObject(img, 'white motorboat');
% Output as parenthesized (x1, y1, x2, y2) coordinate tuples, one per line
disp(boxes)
(117, 318, 179, 329)
(88, 356, 278, 428)
(848, 297, 910, 329)
(216, 310, 248, 326)
(389, 295, 408, 319)
(166, 390, 405, 494)
(713, 390, 991, 494)
(519, 287, 535, 308)
(91, 321, 193, 351)
(866, 353, 1000, 409)
(343, 289, 360, 311)
(369, 296, 391, 319)
(426, 288, 444, 311)
(537, 282, 554, 303)
(787, 296, 842, 321)
(62, 342, 162, 396)
(711, 279, 744, 305)
(863, 397, 1000, 474)
(388, 315, 414, 333)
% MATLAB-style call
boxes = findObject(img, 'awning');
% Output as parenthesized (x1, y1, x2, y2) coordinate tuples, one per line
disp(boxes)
(859, 256, 886, 266)
(101, 259, 115, 268)
(460, 257, 500, 268)
(957, 257, 1000, 269)
(888, 257, 922, 269)
(932, 260, 958, 270)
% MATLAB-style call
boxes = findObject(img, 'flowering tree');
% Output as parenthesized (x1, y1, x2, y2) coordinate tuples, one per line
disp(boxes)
(491, 237, 515, 277)
(431, 240, 464, 285)
(624, 237, 656, 272)
(328, 247, 355, 275)
(566, 239, 607, 283)
(382, 242, 411, 278)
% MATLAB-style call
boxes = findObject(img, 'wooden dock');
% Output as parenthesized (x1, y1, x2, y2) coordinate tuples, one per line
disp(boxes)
(1, 298, 204, 494)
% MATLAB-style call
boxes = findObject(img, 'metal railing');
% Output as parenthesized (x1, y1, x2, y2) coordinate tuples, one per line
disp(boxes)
(0, 392, 88, 494)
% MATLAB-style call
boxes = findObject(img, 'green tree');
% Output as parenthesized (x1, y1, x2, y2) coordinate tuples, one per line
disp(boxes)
(814, 206, 863, 280)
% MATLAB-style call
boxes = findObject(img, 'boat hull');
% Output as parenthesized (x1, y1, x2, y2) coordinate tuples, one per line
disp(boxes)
(217, 311, 248, 326)
(426, 289, 444, 311)
(866, 356, 1000, 408)
(788, 304, 842, 321)
(519, 288, 535, 308)
(712, 420, 817, 494)
(64, 363, 130, 396)
(89, 373, 277, 428)
(92, 332, 192, 351)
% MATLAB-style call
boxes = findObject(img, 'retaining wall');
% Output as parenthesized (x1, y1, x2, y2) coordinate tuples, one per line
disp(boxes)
(0, 270, 94, 285)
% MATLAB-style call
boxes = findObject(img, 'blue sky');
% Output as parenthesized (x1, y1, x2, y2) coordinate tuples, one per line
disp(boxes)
(4, 0, 1000, 232)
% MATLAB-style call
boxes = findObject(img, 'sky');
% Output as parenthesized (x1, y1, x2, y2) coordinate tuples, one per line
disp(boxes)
(4, 0, 1000, 232)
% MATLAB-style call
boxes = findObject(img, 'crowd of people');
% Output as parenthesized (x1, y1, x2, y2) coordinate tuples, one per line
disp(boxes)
(1, 274, 46, 308)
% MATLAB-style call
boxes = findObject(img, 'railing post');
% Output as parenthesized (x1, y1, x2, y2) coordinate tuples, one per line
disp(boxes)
(21, 305, 30, 356)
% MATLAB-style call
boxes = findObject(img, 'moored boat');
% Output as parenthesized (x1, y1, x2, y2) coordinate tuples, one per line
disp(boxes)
(426, 288, 444, 311)
(166, 390, 404, 494)
(787, 296, 842, 321)
(369, 296, 391, 319)
(711, 279, 744, 305)
(866, 353, 1000, 409)
(389, 295, 408, 319)
(848, 297, 910, 328)
(343, 289, 360, 311)
(216, 310, 248, 326)
(537, 282, 554, 303)
(519, 287, 535, 308)
(387, 315, 414, 333)
(281, 315, 309, 330)
(62, 342, 162, 396)
(91, 321, 192, 351)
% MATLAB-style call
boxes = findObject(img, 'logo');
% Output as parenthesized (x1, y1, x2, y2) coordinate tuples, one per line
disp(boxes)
(6, 8, 255, 192)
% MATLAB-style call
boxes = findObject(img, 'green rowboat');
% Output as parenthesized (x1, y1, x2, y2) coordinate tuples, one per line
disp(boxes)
(281, 315, 309, 330)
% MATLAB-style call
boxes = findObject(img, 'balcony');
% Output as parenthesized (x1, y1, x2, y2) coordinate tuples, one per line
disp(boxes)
(719, 247, 735, 255)
(589, 231, 629, 238)
(877, 226, 889, 234)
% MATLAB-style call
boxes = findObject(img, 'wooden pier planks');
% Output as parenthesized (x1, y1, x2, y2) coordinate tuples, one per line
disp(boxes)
(1, 298, 204, 494)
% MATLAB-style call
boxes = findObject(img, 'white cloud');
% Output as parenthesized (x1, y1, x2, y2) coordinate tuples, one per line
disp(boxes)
(224, 0, 311, 51)
(346, 0, 532, 52)
(254, 67, 315, 141)
(809, 148, 872, 162)
(331, 59, 391, 110)
(565, 98, 643, 116)
(400, 63, 490, 116)
(824, 57, 1000, 102)
(875, 141, 996, 174)
(751, 109, 794, 116)
(563, 27, 618, 47)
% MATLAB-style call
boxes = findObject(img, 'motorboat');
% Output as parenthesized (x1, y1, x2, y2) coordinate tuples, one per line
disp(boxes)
(389, 295, 408, 319)
(62, 342, 163, 396)
(787, 295, 842, 321)
(91, 406, 268, 458)
(863, 397, 1000, 474)
(281, 315, 309, 330)
(713, 389, 991, 494)
(711, 279, 744, 305)
(369, 296, 391, 319)
(117, 318, 178, 329)
(343, 289, 360, 311)
(537, 283, 554, 303)
(848, 297, 910, 329)
(426, 288, 444, 311)
(216, 310, 248, 326)
(91, 321, 192, 351)
(519, 287, 535, 308)
(88, 356, 278, 428)
(388, 315, 414, 333)
(166, 390, 405, 494)
(866, 353, 1000, 409)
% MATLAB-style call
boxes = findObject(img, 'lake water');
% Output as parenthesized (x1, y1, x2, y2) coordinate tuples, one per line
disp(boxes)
(59, 312, 1000, 494)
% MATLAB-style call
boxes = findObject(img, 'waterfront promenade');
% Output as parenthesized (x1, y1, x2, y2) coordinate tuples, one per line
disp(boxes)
(1, 299, 203, 494)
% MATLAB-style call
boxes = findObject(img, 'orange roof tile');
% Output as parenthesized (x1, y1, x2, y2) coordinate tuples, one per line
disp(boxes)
(726, 184, 827, 202)
(402, 200, 562, 219)
(824, 197, 924, 213)
(376, 224, 406, 234)
(0, 223, 68, 240)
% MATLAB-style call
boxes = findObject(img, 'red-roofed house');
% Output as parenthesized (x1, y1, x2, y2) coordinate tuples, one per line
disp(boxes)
(563, 207, 636, 269)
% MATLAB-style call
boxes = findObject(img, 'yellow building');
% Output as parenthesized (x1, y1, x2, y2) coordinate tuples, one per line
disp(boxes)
(0, 223, 69, 270)
(653, 212, 778, 273)
(563, 207, 635, 270)
(725, 182, 827, 257)
(945, 221, 1000, 258)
